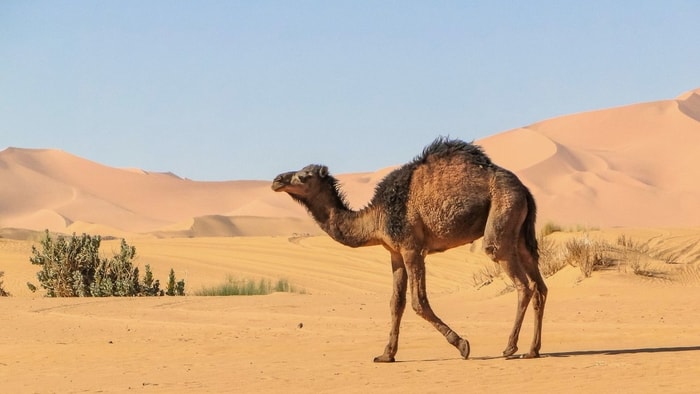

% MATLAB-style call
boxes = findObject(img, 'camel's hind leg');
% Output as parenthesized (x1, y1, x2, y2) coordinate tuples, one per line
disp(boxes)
(374, 252, 408, 362)
(494, 251, 534, 357)
(518, 240, 548, 358)
(483, 194, 534, 358)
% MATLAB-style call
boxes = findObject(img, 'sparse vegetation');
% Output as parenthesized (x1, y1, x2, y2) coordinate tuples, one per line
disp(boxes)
(537, 232, 567, 278)
(562, 237, 613, 277)
(540, 221, 600, 235)
(195, 276, 304, 296)
(535, 224, 613, 278)
(140, 265, 164, 296)
(166, 268, 185, 296)
(537, 231, 672, 279)
(471, 262, 502, 289)
(570, 224, 600, 233)
(0, 271, 10, 296)
(29, 230, 185, 297)
(540, 221, 563, 237)
(473, 229, 679, 286)
(616, 235, 665, 278)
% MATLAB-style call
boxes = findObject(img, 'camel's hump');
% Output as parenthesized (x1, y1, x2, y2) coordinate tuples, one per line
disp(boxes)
(416, 137, 492, 167)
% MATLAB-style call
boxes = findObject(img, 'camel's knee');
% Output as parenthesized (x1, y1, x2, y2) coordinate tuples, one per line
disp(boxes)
(483, 240, 518, 263)
(391, 292, 407, 314)
(511, 281, 534, 308)
(393, 291, 407, 305)
(532, 278, 548, 298)
(518, 282, 534, 298)
(537, 282, 548, 298)
(484, 244, 498, 261)
(411, 297, 431, 319)
(411, 298, 424, 316)
(533, 283, 548, 310)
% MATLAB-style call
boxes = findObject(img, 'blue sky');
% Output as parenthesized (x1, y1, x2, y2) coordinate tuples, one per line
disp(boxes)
(2, 1, 698, 181)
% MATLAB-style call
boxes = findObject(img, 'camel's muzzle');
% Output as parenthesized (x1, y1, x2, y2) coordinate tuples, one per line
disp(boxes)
(271, 172, 294, 191)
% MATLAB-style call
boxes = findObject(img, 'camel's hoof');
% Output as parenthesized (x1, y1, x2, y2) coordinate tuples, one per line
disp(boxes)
(502, 345, 518, 357)
(373, 354, 395, 363)
(522, 351, 540, 359)
(458, 339, 470, 359)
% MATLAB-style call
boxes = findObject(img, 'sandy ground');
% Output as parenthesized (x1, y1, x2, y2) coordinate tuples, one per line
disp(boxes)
(2, 230, 700, 393)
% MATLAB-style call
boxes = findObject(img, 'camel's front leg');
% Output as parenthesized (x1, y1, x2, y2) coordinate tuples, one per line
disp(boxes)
(374, 252, 408, 362)
(405, 251, 470, 360)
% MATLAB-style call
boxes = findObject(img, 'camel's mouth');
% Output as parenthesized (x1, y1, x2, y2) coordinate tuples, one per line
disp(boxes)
(271, 181, 286, 192)
(271, 172, 293, 192)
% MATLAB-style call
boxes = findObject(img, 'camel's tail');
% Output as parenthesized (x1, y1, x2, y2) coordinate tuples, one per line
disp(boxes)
(522, 188, 540, 262)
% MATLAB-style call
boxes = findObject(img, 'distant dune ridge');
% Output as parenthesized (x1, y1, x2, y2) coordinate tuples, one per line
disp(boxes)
(480, 87, 700, 227)
(1, 88, 699, 236)
(0, 147, 315, 236)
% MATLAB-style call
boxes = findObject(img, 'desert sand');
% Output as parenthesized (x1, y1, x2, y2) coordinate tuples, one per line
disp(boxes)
(2, 88, 700, 392)
(2, 231, 700, 393)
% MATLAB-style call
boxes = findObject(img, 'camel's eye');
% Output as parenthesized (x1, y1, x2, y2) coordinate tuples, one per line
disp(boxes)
(298, 172, 312, 182)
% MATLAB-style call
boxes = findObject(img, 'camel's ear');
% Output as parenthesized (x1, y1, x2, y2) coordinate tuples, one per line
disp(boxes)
(318, 165, 329, 178)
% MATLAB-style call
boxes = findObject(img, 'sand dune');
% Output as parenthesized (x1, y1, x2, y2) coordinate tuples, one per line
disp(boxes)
(0, 147, 309, 235)
(3, 89, 699, 236)
(150, 215, 322, 238)
(480, 88, 700, 227)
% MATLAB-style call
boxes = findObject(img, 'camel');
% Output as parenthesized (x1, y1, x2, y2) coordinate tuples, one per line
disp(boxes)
(272, 137, 547, 362)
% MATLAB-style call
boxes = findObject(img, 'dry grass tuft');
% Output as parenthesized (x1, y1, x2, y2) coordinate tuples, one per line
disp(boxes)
(471, 262, 502, 289)
(540, 222, 563, 237)
(537, 233, 567, 277)
(0, 271, 10, 297)
(616, 235, 666, 279)
(195, 276, 305, 296)
(563, 237, 614, 278)
(473, 228, 693, 286)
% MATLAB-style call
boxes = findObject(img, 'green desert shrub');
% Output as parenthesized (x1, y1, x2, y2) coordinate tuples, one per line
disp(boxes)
(166, 268, 186, 296)
(29, 230, 185, 297)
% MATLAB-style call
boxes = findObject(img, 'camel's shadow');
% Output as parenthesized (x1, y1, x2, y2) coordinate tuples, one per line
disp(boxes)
(398, 345, 700, 363)
(542, 345, 700, 358)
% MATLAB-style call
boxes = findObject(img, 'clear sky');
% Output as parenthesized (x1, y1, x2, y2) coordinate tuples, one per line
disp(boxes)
(2, 1, 698, 181)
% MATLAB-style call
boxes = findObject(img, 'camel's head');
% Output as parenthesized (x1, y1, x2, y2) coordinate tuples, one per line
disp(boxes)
(271, 164, 330, 199)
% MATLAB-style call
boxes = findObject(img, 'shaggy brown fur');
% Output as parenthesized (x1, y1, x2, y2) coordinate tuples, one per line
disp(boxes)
(272, 137, 547, 362)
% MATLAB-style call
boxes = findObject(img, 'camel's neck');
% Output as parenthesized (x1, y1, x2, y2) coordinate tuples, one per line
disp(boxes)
(296, 186, 380, 248)
(324, 207, 381, 248)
